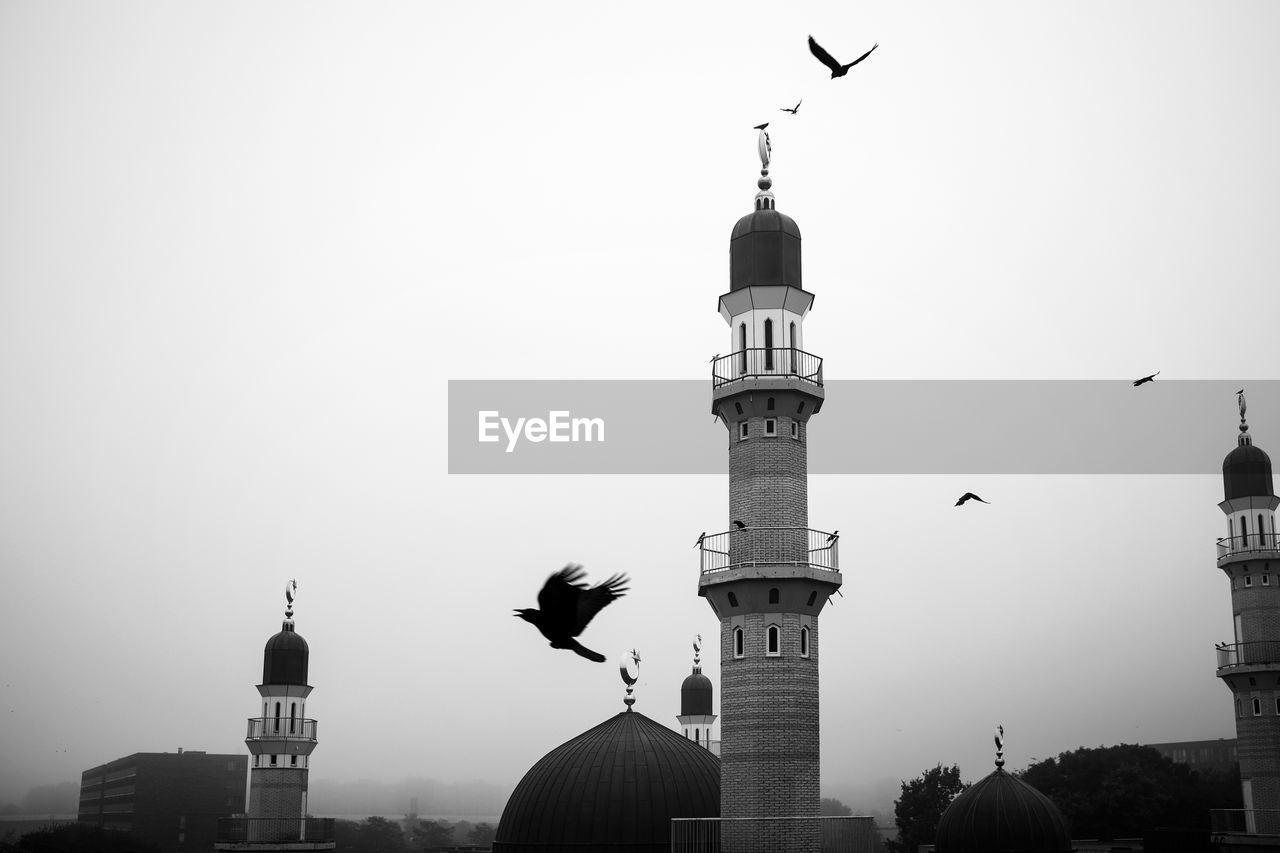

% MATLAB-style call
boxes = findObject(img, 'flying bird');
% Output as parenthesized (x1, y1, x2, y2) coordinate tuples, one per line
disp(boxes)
(733, 520, 747, 529)
(1133, 371, 1160, 386)
(808, 36, 879, 78)
(515, 565, 629, 663)
(955, 492, 990, 506)
(780, 99, 802, 114)
(754, 122, 770, 130)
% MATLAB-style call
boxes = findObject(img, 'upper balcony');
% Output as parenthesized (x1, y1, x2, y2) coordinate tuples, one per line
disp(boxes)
(699, 527, 839, 576)
(245, 717, 317, 756)
(1217, 534, 1280, 567)
(712, 348, 823, 390)
(1216, 641, 1280, 675)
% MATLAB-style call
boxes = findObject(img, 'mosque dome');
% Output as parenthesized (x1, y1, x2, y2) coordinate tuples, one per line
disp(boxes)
(262, 622, 309, 686)
(934, 766, 1072, 853)
(680, 668, 713, 716)
(493, 709, 720, 853)
(1224, 441, 1274, 500)
(730, 207, 802, 292)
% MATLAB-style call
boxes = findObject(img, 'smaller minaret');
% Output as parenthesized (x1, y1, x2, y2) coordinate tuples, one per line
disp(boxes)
(676, 636, 718, 755)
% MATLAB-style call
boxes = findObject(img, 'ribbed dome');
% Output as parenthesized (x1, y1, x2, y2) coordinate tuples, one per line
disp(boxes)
(493, 710, 719, 853)
(262, 622, 309, 686)
(1224, 441, 1275, 500)
(935, 767, 1071, 853)
(730, 208, 802, 291)
(680, 668, 713, 717)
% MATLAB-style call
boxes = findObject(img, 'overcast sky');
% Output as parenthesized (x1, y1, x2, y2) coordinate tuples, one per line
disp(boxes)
(3, 1, 1280, 814)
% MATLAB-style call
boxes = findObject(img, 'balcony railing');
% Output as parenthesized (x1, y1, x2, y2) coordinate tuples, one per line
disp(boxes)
(1216, 641, 1280, 670)
(216, 817, 335, 846)
(246, 718, 317, 741)
(671, 816, 881, 853)
(1217, 534, 1280, 562)
(699, 527, 839, 574)
(1211, 809, 1280, 835)
(712, 348, 823, 389)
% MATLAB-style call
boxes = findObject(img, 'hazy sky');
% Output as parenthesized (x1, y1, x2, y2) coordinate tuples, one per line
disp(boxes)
(3, 1, 1280, 813)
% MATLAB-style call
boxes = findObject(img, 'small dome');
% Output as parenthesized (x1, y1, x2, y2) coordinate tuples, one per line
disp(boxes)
(1224, 441, 1274, 500)
(262, 622, 309, 686)
(680, 668, 713, 717)
(935, 767, 1071, 853)
(493, 710, 719, 853)
(730, 208, 802, 291)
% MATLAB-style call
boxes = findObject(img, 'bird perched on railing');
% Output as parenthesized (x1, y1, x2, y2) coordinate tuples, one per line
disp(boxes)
(515, 565, 629, 663)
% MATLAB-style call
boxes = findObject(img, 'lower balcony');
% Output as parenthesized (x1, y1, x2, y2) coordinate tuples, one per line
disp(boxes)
(214, 817, 334, 851)
(1212, 809, 1280, 836)
(698, 527, 839, 575)
(1217, 641, 1280, 673)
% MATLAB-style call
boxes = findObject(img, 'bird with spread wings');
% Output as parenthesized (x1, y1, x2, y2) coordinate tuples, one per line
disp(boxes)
(808, 36, 879, 78)
(515, 565, 630, 663)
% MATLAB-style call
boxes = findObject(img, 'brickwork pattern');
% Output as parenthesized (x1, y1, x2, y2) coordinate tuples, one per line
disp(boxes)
(719, 612, 820, 853)
(1229, 582, 1280, 814)
(729, 417, 808, 566)
(248, 768, 308, 821)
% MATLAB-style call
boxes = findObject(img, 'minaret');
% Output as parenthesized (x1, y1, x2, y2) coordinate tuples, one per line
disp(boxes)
(677, 635, 718, 755)
(698, 130, 842, 853)
(244, 581, 322, 846)
(1217, 392, 1280, 834)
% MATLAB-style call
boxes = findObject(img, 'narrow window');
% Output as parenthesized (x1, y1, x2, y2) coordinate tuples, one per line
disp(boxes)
(735, 402, 743, 415)
(1247, 575, 1254, 587)
(767, 397, 775, 411)
(790, 321, 798, 373)
(274, 702, 281, 733)
(270, 755, 277, 767)
(767, 625, 780, 656)
(800, 626, 810, 657)
(797, 401, 806, 414)
(734, 627, 744, 657)
(1275, 697, 1280, 715)
(1254, 698, 1262, 716)
(764, 319, 774, 370)
(728, 591, 739, 608)
(764, 418, 777, 436)
(1243, 516, 1250, 548)
(769, 588, 779, 604)
(290, 702, 297, 734)
(1261, 514, 1267, 547)
(291, 755, 298, 767)
(1266, 575, 1271, 586)
(695, 729, 700, 744)
(739, 422, 749, 441)
(791, 421, 799, 439)
(739, 324, 747, 372)
(1237, 698, 1243, 718)
(807, 591, 817, 606)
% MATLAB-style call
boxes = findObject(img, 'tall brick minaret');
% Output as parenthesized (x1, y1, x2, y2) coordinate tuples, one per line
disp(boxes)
(244, 581, 323, 846)
(1216, 391, 1280, 834)
(698, 129, 842, 853)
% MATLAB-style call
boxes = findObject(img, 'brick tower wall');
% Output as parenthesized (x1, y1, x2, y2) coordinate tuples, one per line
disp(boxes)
(247, 768, 307, 821)
(719, 612, 820, 852)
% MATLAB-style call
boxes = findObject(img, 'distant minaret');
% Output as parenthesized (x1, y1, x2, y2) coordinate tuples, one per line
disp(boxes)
(244, 581, 323, 846)
(698, 130, 842, 853)
(677, 636, 718, 754)
(1216, 392, 1280, 834)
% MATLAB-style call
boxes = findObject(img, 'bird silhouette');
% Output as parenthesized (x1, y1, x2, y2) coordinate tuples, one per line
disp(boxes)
(693, 532, 706, 548)
(955, 492, 990, 506)
(1133, 371, 1160, 386)
(826, 530, 839, 543)
(780, 100, 802, 114)
(515, 565, 629, 663)
(754, 122, 770, 130)
(808, 36, 879, 78)
(733, 520, 747, 529)
(709, 354, 720, 363)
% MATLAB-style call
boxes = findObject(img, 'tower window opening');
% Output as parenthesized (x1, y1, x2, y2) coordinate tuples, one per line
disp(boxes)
(1266, 575, 1271, 586)
(797, 401, 805, 414)
(807, 591, 817, 606)
(790, 321, 798, 372)
(764, 418, 777, 436)
(764, 319, 774, 370)
(685, 728, 689, 738)
(1237, 698, 1244, 718)
(791, 421, 799, 439)
(1275, 696, 1280, 715)
(735, 402, 743, 416)
(695, 729, 700, 744)
(1246, 575, 1254, 587)
(1262, 513, 1268, 547)
(273, 702, 281, 733)
(291, 755, 297, 767)
(270, 755, 277, 767)
(1243, 516, 1249, 547)
(734, 627, 744, 658)
(290, 702, 297, 734)
(1254, 697, 1263, 716)
(800, 626, 810, 657)
(769, 587, 779, 604)
(739, 324, 747, 372)
(728, 592, 739, 608)
(767, 397, 775, 411)
(739, 422, 749, 441)
(767, 625, 780, 656)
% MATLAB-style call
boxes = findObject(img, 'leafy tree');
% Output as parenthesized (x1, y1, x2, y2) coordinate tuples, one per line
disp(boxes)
(886, 764, 968, 853)
(17, 823, 161, 853)
(821, 797, 853, 816)
(1019, 744, 1242, 839)
(355, 816, 405, 852)
(411, 818, 456, 848)
(467, 821, 496, 845)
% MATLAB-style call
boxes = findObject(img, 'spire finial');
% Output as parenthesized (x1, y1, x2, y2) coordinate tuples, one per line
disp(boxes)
(1238, 389, 1252, 446)
(994, 724, 1005, 769)
(692, 634, 702, 673)
(284, 579, 297, 621)
(619, 649, 640, 710)
(754, 128, 775, 210)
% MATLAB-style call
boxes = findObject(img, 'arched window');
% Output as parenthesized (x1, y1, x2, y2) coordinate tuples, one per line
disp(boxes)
(767, 397, 775, 411)
(728, 591, 739, 608)
(790, 321, 798, 372)
(695, 729, 700, 744)
(769, 588, 779, 604)
(1243, 516, 1250, 547)
(764, 319, 774, 370)
(800, 626, 809, 657)
(1261, 514, 1267, 547)
(767, 625, 780, 656)
(734, 627, 744, 658)
(273, 701, 281, 733)
(290, 702, 297, 734)
(739, 324, 747, 372)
